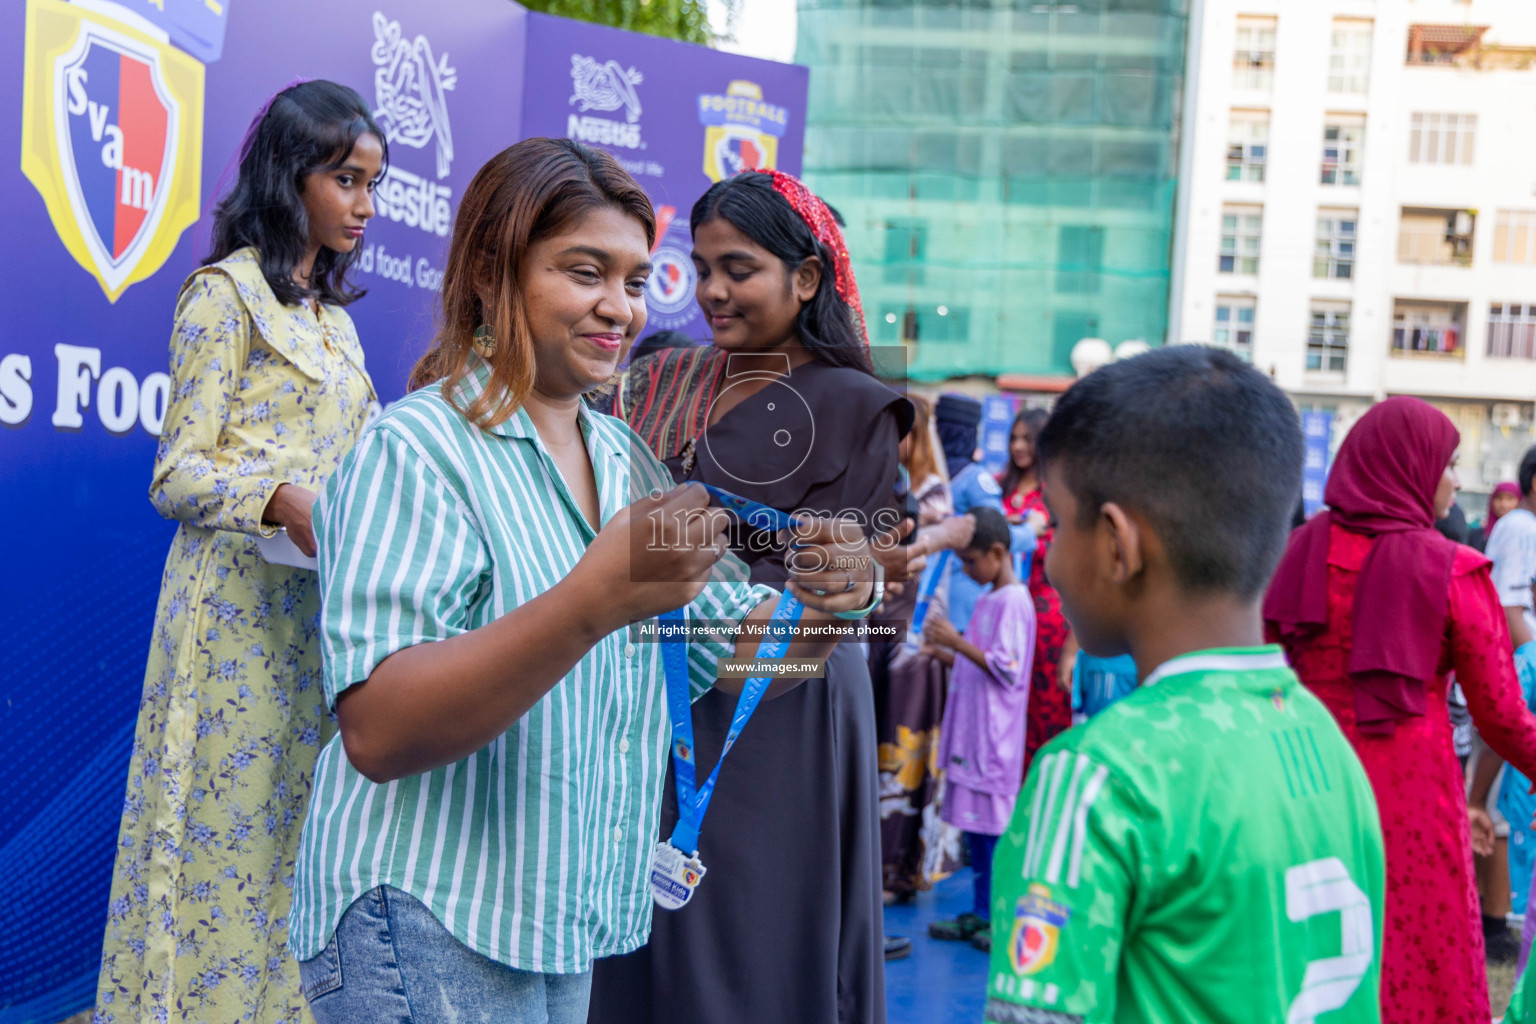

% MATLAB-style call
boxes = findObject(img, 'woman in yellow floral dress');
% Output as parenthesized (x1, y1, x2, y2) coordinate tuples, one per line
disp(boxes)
(93, 81, 386, 1024)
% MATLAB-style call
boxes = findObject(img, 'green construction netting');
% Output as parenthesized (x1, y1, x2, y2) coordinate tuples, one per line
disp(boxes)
(796, 0, 1189, 380)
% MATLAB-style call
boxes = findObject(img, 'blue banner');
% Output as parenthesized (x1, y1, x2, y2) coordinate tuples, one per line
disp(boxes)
(979, 394, 1019, 476)
(0, 2, 804, 1019)
(1301, 410, 1333, 517)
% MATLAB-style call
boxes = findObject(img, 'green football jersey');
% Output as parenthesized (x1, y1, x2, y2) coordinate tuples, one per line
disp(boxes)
(985, 647, 1386, 1024)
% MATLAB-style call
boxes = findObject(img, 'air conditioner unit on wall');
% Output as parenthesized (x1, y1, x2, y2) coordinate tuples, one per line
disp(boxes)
(1492, 403, 1524, 428)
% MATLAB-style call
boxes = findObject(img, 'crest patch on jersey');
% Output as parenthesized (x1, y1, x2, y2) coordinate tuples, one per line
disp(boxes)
(1010, 884, 1070, 976)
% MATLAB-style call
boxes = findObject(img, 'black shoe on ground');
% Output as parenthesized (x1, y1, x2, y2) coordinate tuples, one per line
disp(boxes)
(1486, 925, 1520, 964)
(970, 929, 992, 953)
(929, 912, 988, 941)
(884, 934, 913, 961)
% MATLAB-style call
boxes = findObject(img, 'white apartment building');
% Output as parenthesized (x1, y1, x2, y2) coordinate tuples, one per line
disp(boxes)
(1169, 0, 1536, 497)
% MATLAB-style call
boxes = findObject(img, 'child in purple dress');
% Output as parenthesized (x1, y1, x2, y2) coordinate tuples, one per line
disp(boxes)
(921, 506, 1037, 951)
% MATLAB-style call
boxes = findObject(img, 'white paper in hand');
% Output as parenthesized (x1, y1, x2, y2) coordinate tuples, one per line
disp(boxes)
(256, 528, 318, 571)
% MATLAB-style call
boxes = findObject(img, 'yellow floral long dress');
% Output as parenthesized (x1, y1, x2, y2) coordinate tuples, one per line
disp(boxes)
(93, 247, 375, 1024)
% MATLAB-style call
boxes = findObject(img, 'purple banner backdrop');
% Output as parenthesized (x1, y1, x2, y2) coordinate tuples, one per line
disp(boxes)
(521, 11, 807, 343)
(0, 2, 802, 1020)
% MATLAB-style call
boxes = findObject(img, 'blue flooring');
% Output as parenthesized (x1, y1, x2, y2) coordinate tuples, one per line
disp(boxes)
(884, 869, 990, 1024)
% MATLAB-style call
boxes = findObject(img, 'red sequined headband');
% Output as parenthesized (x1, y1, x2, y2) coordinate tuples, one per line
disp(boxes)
(752, 168, 868, 346)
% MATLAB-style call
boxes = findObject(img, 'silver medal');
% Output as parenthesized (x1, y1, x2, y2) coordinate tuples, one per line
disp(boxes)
(649, 840, 707, 910)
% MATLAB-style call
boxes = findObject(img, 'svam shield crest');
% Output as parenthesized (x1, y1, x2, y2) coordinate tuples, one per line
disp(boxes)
(22, 0, 204, 302)
(703, 125, 777, 183)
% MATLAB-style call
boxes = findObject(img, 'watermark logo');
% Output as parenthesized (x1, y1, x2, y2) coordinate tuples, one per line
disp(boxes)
(568, 54, 644, 150)
(371, 11, 455, 179)
(21, 0, 204, 302)
(703, 353, 815, 488)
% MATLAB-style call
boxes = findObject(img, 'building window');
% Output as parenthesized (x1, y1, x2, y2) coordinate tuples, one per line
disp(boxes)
(1398, 207, 1475, 267)
(1226, 112, 1268, 182)
(1328, 20, 1373, 93)
(1408, 113, 1476, 165)
(1307, 304, 1350, 372)
(883, 218, 927, 286)
(1057, 225, 1104, 295)
(1052, 312, 1100, 368)
(1489, 303, 1536, 359)
(1494, 210, 1536, 265)
(1314, 212, 1357, 279)
(1320, 120, 1364, 185)
(1220, 207, 1262, 274)
(916, 305, 970, 344)
(1234, 18, 1277, 90)
(1213, 298, 1256, 361)
(1392, 300, 1467, 358)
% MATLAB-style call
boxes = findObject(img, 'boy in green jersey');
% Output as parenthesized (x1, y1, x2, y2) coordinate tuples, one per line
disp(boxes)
(985, 346, 1386, 1024)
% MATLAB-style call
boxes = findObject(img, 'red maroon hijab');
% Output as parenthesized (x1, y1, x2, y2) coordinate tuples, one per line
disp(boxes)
(1264, 397, 1460, 735)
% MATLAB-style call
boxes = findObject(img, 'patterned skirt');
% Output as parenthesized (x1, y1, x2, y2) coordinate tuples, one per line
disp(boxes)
(93, 525, 332, 1024)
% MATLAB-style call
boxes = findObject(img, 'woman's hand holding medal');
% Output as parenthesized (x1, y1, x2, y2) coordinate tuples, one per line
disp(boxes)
(782, 515, 877, 615)
(577, 484, 735, 630)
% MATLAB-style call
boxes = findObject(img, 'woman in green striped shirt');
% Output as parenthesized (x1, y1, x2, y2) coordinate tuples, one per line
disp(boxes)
(287, 139, 881, 1024)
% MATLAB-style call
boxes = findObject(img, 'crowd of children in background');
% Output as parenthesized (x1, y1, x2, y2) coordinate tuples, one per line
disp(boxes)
(870, 393, 1156, 962)
(870, 394, 1109, 958)
(875, 372, 1536, 1024)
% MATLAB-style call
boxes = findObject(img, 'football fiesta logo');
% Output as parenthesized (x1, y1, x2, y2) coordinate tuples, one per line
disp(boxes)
(698, 80, 788, 182)
(21, 0, 204, 303)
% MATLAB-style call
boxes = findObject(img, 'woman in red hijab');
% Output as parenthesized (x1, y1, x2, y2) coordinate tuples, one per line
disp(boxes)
(1265, 397, 1536, 1024)
(1471, 481, 1520, 552)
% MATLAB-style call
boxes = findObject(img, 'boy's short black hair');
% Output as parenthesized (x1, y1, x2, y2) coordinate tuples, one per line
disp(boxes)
(1519, 446, 1536, 497)
(1036, 345, 1303, 601)
(967, 506, 1012, 553)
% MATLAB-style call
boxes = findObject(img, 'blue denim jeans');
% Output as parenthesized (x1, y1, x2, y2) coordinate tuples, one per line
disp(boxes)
(298, 886, 592, 1024)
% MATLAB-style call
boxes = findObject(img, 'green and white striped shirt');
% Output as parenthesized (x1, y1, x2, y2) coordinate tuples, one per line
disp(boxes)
(287, 357, 773, 972)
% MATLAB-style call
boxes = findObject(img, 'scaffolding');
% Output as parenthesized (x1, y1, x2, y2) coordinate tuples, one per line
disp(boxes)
(796, 0, 1190, 380)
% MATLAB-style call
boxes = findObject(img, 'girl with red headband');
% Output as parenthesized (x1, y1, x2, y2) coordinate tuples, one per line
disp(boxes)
(596, 170, 912, 1024)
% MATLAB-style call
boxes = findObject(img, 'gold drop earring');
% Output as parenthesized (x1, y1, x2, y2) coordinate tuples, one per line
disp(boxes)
(472, 324, 498, 359)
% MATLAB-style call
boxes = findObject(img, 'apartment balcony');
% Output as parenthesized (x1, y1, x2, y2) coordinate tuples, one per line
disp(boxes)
(1405, 24, 1536, 70)
(1398, 208, 1475, 268)
(1390, 299, 1468, 361)
(1406, 24, 1488, 65)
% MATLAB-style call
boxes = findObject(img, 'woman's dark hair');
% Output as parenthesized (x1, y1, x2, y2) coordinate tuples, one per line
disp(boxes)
(205, 80, 388, 307)
(999, 407, 1050, 500)
(690, 172, 872, 374)
(410, 138, 655, 429)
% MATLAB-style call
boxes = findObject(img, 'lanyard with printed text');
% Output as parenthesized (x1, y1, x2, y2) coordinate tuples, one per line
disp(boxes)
(649, 488, 808, 909)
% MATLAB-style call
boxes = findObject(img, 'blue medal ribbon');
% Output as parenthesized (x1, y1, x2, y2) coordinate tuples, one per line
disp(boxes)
(658, 486, 809, 855)
(910, 548, 953, 639)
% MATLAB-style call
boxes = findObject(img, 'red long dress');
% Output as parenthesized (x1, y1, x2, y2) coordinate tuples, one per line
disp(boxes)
(1272, 524, 1536, 1024)
(1000, 484, 1072, 771)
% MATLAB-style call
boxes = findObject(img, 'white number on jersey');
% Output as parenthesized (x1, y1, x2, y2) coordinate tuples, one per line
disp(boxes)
(1284, 857, 1374, 1024)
